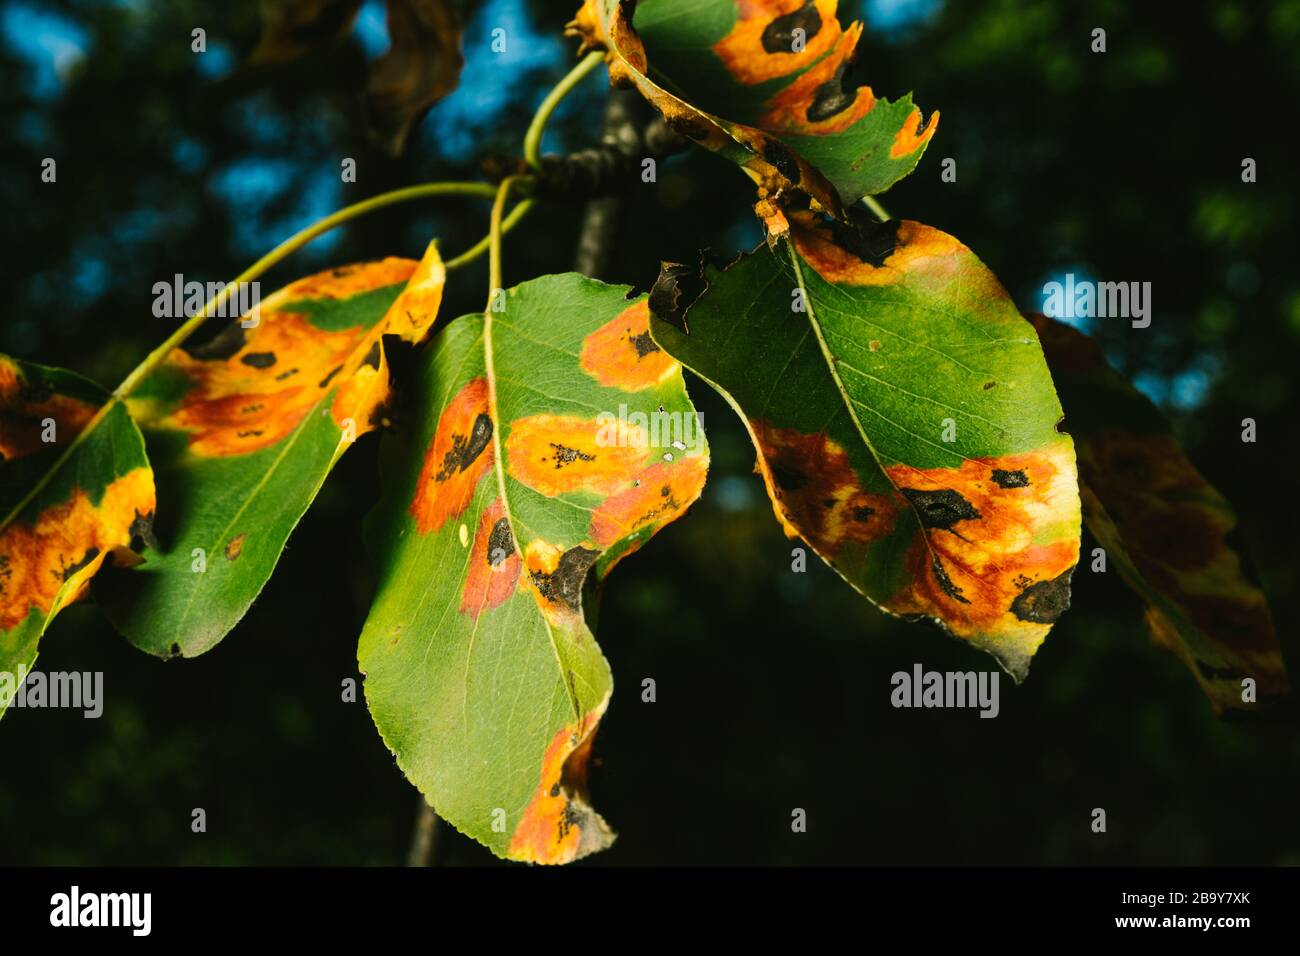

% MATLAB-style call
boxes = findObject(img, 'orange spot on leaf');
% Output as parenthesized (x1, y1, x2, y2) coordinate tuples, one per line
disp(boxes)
(0, 467, 154, 632)
(710, 0, 841, 86)
(505, 414, 648, 498)
(751, 420, 899, 553)
(590, 457, 709, 549)
(889, 106, 938, 159)
(459, 498, 520, 617)
(410, 377, 493, 534)
(579, 300, 677, 391)
(507, 707, 612, 864)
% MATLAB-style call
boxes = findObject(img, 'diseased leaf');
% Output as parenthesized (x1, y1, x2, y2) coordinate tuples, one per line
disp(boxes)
(251, 0, 365, 63)
(1, 358, 154, 718)
(100, 243, 446, 658)
(359, 275, 709, 863)
(651, 210, 1081, 679)
(366, 0, 464, 155)
(1030, 315, 1289, 715)
(253, 0, 463, 155)
(569, 0, 935, 216)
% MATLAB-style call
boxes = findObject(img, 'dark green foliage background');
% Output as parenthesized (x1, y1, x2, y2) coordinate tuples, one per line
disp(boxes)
(1, 0, 1297, 864)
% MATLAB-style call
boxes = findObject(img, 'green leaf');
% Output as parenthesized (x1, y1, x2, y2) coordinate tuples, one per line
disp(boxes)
(100, 245, 446, 658)
(1, 357, 154, 719)
(359, 275, 709, 863)
(1030, 314, 1290, 715)
(570, 0, 936, 216)
(650, 211, 1081, 679)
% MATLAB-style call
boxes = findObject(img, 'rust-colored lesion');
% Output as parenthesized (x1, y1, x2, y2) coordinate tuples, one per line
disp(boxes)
(0, 358, 98, 461)
(758, 21, 875, 134)
(162, 311, 372, 457)
(750, 420, 900, 553)
(882, 441, 1082, 676)
(150, 253, 442, 459)
(888, 106, 937, 159)
(754, 196, 791, 242)
(505, 414, 649, 498)
(1079, 431, 1287, 709)
(790, 211, 962, 287)
(0, 467, 154, 632)
(579, 300, 678, 391)
(459, 497, 521, 618)
(590, 457, 709, 549)
(410, 377, 493, 535)
(711, 0, 841, 87)
(507, 705, 613, 865)
(567, 0, 846, 218)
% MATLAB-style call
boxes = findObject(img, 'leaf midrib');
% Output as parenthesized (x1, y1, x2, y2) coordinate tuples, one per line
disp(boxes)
(782, 236, 946, 572)
(481, 307, 584, 725)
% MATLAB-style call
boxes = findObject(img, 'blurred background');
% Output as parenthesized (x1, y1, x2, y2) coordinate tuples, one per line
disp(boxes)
(2, 0, 1298, 865)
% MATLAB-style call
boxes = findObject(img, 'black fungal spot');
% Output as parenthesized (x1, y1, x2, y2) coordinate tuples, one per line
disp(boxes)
(549, 443, 596, 468)
(236, 429, 263, 438)
(435, 414, 493, 481)
(60, 547, 100, 582)
(991, 468, 1029, 489)
(530, 546, 600, 612)
(823, 497, 836, 508)
(549, 783, 561, 798)
(275, 368, 299, 381)
(828, 209, 901, 267)
(1010, 567, 1074, 624)
(760, 1, 822, 54)
(931, 555, 970, 604)
(772, 463, 807, 492)
(240, 351, 276, 369)
(487, 518, 515, 567)
(663, 112, 714, 143)
(630, 330, 660, 358)
(983, 381, 996, 390)
(559, 800, 585, 839)
(852, 505, 875, 522)
(181, 323, 246, 361)
(170, 642, 182, 657)
(318, 365, 343, 388)
(129, 510, 157, 552)
(760, 138, 801, 184)
(807, 62, 859, 123)
(361, 341, 382, 370)
(900, 488, 980, 531)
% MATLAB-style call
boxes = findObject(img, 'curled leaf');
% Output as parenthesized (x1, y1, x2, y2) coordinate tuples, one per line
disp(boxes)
(1, 358, 155, 718)
(1030, 314, 1290, 715)
(360, 276, 709, 863)
(651, 211, 1081, 679)
(569, 0, 935, 214)
(366, 0, 464, 155)
(101, 243, 445, 658)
